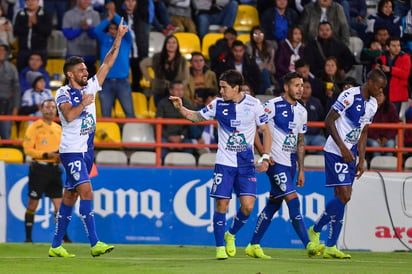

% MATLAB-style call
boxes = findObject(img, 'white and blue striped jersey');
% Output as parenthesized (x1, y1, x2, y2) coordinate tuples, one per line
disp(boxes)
(263, 96, 307, 167)
(200, 94, 268, 167)
(55, 76, 101, 153)
(21, 88, 53, 117)
(324, 86, 378, 156)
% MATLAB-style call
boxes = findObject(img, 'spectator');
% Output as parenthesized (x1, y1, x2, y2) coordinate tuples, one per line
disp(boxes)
(337, 0, 368, 42)
(246, 26, 276, 94)
(304, 21, 355, 78)
(260, 0, 299, 44)
(140, 35, 190, 105)
(43, 0, 70, 30)
(19, 71, 53, 117)
(300, 0, 350, 46)
(0, 4, 14, 48)
(185, 52, 218, 106)
(367, 92, 399, 157)
(373, 26, 391, 50)
(360, 39, 384, 75)
(374, 36, 411, 114)
(320, 56, 344, 111)
(94, 10, 135, 118)
(275, 26, 305, 81)
(62, 0, 101, 78)
(366, 0, 402, 40)
(168, 0, 197, 33)
(295, 58, 325, 105)
(155, 80, 193, 160)
(110, 0, 151, 92)
(193, 0, 238, 39)
(19, 52, 50, 95)
(209, 27, 237, 73)
(152, 0, 177, 36)
(215, 40, 262, 94)
(0, 40, 20, 140)
(13, 0, 52, 71)
(393, 0, 410, 18)
(301, 78, 326, 153)
(401, 8, 412, 53)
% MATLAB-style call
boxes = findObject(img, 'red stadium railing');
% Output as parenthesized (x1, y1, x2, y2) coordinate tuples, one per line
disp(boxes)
(1, 115, 411, 170)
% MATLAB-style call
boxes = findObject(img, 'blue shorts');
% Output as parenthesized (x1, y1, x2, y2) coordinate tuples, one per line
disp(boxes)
(266, 162, 297, 199)
(324, 151, 356, 187)
(60, 151, 94, 190)
(210, 164, 257, 199)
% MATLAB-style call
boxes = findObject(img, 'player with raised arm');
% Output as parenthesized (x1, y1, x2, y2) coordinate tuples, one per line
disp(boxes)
(170, 70, 272, 260)
(48, 18, 128, 258)
(245, 72, 325, 259)
(308, 68, 387, 259)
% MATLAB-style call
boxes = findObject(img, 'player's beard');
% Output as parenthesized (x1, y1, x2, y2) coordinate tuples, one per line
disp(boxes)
(75, 77, 88, 87)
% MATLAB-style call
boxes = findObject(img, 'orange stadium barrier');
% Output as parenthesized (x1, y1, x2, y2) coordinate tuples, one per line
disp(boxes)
(0, 115, 411, 170)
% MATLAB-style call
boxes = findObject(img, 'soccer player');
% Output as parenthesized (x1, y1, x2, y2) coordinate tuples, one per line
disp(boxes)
(245, 72, 325, 259)
(48, 18, 128, 258)
(170, 70, 272, 260)
(308, 68, 387, 259)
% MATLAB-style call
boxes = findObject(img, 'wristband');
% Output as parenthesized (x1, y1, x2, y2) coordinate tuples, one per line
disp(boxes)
(257, 153, 270, 165)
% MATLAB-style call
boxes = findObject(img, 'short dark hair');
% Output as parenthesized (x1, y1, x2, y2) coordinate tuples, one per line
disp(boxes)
(224, 27, 237, 36)
(190, 51, 204, 61)
(283, 71, 303, 85)
(195, 88, 218, 102)
(386, 36, 401, 46)
(169, 80, 183, 90)
(367, 68, 387, 82)
(294, 59, 308, 69)
(219, 69, 244, 88)
(231, 40, 245, 49)
(41, 99, 56, 108)
(63, 56, 85, 77)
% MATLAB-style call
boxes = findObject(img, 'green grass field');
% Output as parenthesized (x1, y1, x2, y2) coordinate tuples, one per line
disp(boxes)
(0, 243, 411, 274)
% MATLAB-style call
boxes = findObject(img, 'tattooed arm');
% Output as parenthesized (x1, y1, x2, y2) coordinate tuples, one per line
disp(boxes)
(169, 96, 206, 123)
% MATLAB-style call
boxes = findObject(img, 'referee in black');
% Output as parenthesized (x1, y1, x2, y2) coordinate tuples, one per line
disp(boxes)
(22, 99, 70, 243)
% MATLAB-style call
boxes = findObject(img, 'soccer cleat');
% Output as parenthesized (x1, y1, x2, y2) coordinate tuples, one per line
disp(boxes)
(245, 244, 271, 259)
(48, 246, 75, 258)
(308, 225, 321, 245)
(90, 241, 114, 257)
(323, 245, 351, 259)
(224, 231, 236, 257)
(306, 241, 325, 257)
(216, 246, 228, 260)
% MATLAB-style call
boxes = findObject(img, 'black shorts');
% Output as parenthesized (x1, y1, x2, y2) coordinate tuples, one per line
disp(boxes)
(28, 162, 63, 200)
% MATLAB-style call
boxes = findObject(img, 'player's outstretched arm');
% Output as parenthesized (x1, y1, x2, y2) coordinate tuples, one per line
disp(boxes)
(95, 17, 128, 86)
(169, 96, 205, 123)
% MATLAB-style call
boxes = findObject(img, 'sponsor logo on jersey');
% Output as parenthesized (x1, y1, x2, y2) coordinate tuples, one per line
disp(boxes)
(230, 120, 241, 127)
(282, 132, 297, 152)
(264, 108, 272, 115)
(80, 113, 96, 136)
(226, 131, 247, 152)
(259, 114, 268, 124)
(345, 127, 361, 144)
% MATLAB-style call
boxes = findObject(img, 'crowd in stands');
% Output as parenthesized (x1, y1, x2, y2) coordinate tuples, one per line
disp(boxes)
(0, 0, 411, 164)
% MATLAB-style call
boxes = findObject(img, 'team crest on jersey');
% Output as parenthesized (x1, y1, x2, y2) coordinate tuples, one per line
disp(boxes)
(80, 113, 96, 136)
(73, 172, 80, 181)
(338, 173, 346, 182)
(226, 131, 247, 152)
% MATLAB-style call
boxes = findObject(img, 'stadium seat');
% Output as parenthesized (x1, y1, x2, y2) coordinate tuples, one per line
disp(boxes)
(0, 148, 24, 163)
(304, 155, 325, 169)
(233, 5, 259, 32)
(95, 150, 128, 165)
(147, 95, 156, 118)
(174, 32, 201, 60)
(47, 30, 67, 58)
(237, 33, 250, 45)
(404, 156, 412, 171)
(369, 155, 398, 170)
(129, 151, 156, 166)
(94, 122, 121, 143)
(95, 93, 102, 117)
(45, 58, 65, 79)
(164, 152, 196, 166)
(149, 31, 165, 57)
(113, 99, 126, 118)
(198, 152, 217, 167)
(201, 33, 224, 60)
(132, 92, 148, 118)
(122, 123, 155, 150)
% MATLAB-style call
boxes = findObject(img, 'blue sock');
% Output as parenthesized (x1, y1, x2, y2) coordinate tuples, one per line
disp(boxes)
(213, 211, 226, 247)
(228, 208, 249, 235)
(313, 197, 340, 233)
(287, 198, 309, 247)
(326, 199, 345, 247)
(79, 200, 99, 246)
(52, 203, 73, 248)
(250, 201, 281, 245)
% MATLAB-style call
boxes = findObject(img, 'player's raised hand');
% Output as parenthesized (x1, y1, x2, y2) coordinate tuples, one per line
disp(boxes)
(169, 96, 183, 111)
(117, 17, 128, 38)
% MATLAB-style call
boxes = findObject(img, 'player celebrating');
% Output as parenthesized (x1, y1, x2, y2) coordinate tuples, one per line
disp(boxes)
(308, 68, 387, 259)
(48, 18, 128, 258)
(170, 70, 272, 259)
(245, 72, 325, 259)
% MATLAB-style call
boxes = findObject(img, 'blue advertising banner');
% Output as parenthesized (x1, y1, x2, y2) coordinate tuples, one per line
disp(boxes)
(5, 164, 333, 248)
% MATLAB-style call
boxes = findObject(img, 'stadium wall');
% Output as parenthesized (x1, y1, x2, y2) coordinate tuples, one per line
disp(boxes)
(0, 163, 411, 251)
